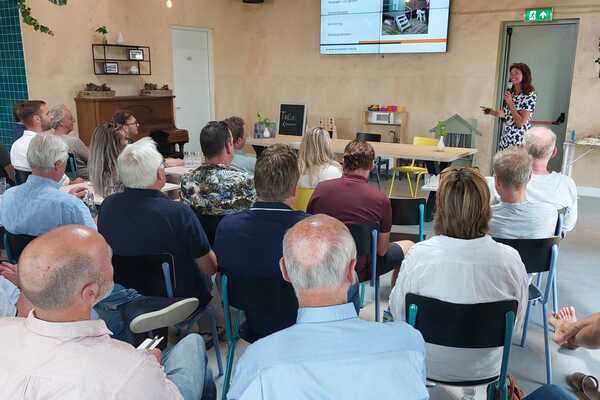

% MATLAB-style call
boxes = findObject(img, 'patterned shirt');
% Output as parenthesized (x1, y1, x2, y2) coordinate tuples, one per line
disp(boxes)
(180, 164, 256, 216)
(500, 91, 537, 150)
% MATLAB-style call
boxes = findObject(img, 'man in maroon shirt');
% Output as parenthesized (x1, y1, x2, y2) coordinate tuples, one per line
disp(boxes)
(307, 140, 414, 286)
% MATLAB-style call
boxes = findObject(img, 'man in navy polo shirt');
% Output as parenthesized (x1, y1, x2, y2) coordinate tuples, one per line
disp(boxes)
(98, 138, 218, 308)
(214, 144, 307, 341)
(307, 140, 415, 287)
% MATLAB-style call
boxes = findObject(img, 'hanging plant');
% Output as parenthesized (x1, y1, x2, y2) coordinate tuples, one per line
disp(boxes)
(17, 0, 68, 36)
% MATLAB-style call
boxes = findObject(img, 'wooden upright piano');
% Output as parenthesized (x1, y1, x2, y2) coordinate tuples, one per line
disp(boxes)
(74, 95, 189, 152)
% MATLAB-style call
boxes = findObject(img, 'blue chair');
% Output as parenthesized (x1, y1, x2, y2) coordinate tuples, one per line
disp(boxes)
(493, 237, 560, 384)
(406, 293, 518, 400)
(347, 224, 379, 321)
(389, 197, 426, 243)
(111, 254, 224, 377)
(221, 274, 241, 400)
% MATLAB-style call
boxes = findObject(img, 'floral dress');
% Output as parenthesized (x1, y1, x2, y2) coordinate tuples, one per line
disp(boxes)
(499, 91, 537, 150)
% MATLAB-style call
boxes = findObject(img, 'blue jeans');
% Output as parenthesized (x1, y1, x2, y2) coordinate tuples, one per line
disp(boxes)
(163, 333, 215, 400)
(524, 385, 577, 400)
(93, 284, 140, 342)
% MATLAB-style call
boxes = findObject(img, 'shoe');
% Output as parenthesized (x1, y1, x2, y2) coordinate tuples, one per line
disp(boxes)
(119, 297, 200, 334)
(382, 308, 394, 323)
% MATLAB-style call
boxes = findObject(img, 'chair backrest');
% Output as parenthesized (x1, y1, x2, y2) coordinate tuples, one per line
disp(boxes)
(14, 169, 31, 185)
(5, 231, 36, 263)
(356, 132, 382, 143)
(292, 188, 314, 212)
(413, 136, 438, 146)
(493, 237, 560, 274)
(390, 197, 426, 241)
(112, 254, 176, 298)
(406, 293, 518, 349)
(346, 223, 378, 258)
(194, 212, 224, 246)
(65, 153, 77, 177)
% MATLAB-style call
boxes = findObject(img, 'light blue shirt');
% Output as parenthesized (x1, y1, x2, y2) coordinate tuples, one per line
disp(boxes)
(232, 150, 256, 174)
(0, 277, 19, 317)
(228, 303, 428, 400)
(0, 175, 96, 236)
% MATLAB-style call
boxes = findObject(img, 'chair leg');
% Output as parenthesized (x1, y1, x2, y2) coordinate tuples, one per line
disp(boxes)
(208, 308, 224, 377)
(552, 272, 558, 314)
(388, 169, 397, 197)
(414, 173, 423, 198)
(375, 166, 381, 191)
(406, 173, 415, 197)
(374, 276, 380, 322)
(359, 282, 366, 308)
(222, 339, 238, 400)
(542, 302, 552, 384)
(520, 300, 533, 347)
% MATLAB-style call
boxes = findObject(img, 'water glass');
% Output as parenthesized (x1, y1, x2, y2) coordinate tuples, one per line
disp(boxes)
(84, 191, 98, 218)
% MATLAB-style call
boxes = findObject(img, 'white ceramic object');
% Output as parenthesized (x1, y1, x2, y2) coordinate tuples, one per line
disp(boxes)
(116, 32, 125, 44)
(263, 127, 271, 138)
(436, 136, 445, 151)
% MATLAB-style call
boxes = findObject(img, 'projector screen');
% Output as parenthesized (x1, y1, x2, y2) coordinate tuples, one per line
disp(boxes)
(320, 0, 450, 54)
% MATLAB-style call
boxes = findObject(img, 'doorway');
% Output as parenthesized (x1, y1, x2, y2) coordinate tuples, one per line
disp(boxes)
(171, 27, 214, 152)
(495, 21, 579, 171)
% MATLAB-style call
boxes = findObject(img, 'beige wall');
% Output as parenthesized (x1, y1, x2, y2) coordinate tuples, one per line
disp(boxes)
(22, 0, 600, 186)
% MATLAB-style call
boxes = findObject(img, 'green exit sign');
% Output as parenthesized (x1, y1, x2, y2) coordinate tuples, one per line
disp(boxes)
(524, 8, 553, 22)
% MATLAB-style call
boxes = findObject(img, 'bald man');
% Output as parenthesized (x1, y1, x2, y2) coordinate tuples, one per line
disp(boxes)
(0, 226, 214, 400)
(228, 215, 427, 400)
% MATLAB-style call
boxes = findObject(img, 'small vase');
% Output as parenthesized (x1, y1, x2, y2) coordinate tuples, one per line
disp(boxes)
(436, 136, 445, 151)
(102, 36, 108, 45)
(263, 127, 271, 138)
(116, 32, 124, 45)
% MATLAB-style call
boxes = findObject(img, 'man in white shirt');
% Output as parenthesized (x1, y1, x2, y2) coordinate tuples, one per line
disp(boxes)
(523, 127, 577, 232)
(0, 225, 213, 400)
(489, 147, 558, 239)
(10, 100, 52, 172)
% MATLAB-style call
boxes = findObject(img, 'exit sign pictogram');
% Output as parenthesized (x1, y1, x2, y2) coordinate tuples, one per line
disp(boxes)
(524, 8, 553, 22)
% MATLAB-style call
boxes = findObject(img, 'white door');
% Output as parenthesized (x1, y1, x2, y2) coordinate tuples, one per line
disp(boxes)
(171, 27, 214, 152)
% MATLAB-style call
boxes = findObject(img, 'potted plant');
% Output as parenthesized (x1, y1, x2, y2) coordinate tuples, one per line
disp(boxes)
(434, 120, 448, 151)
(96, 25, 108, 44)
(254, 113, 277, 138)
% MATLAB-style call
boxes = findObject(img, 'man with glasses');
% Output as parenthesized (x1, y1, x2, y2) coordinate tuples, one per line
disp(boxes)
(112, 110, 139, 143)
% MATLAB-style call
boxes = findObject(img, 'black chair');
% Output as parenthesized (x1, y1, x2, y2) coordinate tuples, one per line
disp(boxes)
(194, 213, 224, 246)
(4, 231, 36, 263)
(406, 293, 518, 400)
(346, 223, 380, 321)
(65, 153, 77, 179)
(356, 132, 390, 189)
(220, 273, 298, 398)
(14, 169, 31, 185)
(492, 237, 560, 384)
(112, 254, 224, 376)
(389, 197, 426, 243)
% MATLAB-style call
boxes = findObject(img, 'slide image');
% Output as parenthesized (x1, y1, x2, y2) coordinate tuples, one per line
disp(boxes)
(382, 0, 429, 35)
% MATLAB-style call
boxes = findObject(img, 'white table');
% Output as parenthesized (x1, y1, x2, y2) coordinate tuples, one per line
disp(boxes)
(165, 166, 194, 178)
(561, 138, 600, 177)
(60, 181, 181, 205)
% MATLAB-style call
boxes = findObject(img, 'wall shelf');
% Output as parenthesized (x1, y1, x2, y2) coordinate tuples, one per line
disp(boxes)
(92, 44, 152, 76)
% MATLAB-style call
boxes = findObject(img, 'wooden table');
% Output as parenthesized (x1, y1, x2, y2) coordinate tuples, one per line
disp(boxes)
(248, 135, 477, 163)
(60, 181, 181, 205)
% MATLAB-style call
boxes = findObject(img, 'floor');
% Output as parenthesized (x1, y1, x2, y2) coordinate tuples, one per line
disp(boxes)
(198, 177, 600, 400)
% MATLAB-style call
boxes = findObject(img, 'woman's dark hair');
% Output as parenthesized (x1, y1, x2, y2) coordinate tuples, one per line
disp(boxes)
(510, 63, 535, 95)
(112, 110, 134, 126)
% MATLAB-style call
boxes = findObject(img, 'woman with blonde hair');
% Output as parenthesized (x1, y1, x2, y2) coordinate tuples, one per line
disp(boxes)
(389, 166, 528, 383)
(297, 127, 342, 189)
(89, 121, 128, 197)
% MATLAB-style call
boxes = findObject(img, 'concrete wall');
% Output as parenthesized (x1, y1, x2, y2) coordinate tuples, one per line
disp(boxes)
(21, 0, 600, 185)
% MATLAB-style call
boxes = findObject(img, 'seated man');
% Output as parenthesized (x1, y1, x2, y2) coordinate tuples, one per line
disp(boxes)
(181, 120, 256, 216)
(214, 144, 307, 341)
(10, 100, 52, 174)
(489, 147, 558, 239)
(98, 138, 218, 307)
(228, 215, 428, 400)
(224, 116, 256, 174)
(0, 226, 214, 400)
(307, 140, 414, 286)
(524, 127, 577, 233)
(50, 104, 90, 179)
(12, 101, 25, 142)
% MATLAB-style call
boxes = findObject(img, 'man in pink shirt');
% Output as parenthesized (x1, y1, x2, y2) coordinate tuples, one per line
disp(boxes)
(0, 225, 213, 400)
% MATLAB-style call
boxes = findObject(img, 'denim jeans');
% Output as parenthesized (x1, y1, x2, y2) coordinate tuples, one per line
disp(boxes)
(93, 283, 140, 342)
(524, 385, 577, 400)
(163, 333, 215, 400)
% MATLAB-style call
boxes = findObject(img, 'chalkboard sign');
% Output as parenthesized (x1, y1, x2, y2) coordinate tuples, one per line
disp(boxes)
(278, 103, 307, 136)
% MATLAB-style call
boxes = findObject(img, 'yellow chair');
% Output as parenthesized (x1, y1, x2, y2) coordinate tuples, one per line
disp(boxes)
(388, 136, 438, 198)
(292, 188, 314, 212)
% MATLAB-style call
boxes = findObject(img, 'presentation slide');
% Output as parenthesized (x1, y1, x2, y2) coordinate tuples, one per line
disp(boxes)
(320, 0, 450, 54)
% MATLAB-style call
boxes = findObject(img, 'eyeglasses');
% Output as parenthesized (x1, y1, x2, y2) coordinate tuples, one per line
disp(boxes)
(125, 121, 139, 127)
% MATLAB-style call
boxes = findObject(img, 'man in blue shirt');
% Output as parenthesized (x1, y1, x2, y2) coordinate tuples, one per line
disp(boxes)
(215, 144, 307, 340)
(0, 133, 93, 235)
(98, 138, 218, 307)
(224, 116, 256, 174)
(228, 214, 428, 400)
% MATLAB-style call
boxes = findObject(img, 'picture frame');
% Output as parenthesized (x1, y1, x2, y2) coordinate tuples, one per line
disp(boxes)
(128, 49, 144, 61)
(104, 62, 119, 74)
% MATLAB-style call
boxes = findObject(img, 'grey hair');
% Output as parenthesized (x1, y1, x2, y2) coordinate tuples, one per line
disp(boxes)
(20, 255, 100, 309)
(26, 132, 69, 169)
(493, 148, 532, 189)
(282, 219, 357, 290)
(524, 127, 556, 160)
(118, 137, 164, 189)
(89, 122, 124, 197)
(49, 104, 67, 130)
